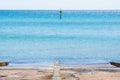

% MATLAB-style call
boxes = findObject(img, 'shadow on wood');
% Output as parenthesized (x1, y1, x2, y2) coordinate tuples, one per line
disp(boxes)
(110, 62, 120, 67)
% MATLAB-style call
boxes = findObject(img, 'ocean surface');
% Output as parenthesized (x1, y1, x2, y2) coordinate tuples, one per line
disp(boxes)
(0, 10, 120, 66)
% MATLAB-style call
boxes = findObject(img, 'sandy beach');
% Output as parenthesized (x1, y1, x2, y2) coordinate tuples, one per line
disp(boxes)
(0, 65, 120, 80)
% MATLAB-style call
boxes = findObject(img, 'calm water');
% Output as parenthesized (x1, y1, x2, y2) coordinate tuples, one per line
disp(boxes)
(0, 10, 120, 66)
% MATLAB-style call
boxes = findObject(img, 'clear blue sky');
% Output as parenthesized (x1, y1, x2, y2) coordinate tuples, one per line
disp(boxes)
(0, 0, 120, 10)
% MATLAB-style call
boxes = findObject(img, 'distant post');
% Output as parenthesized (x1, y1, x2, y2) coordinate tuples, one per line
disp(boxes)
(60, 8, 62, 20)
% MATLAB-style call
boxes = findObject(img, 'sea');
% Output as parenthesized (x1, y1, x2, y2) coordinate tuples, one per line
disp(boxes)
(0, 10, 120, 66)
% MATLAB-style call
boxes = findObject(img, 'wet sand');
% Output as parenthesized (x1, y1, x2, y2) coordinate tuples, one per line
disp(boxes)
(0, 65, 120, 80)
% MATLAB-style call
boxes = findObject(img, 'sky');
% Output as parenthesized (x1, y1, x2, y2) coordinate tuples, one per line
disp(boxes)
(0, 0, 120, 10)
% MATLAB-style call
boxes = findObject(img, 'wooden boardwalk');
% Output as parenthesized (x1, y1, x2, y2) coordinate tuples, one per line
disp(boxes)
(52, 61, 61, 80)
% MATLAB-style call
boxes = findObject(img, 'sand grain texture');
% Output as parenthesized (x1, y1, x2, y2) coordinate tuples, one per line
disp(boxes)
(0, 66, 120, 80)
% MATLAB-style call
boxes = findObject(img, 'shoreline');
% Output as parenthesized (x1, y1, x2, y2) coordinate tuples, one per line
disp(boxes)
(0, 64, 113, 70)
(0, 65, 120, 80)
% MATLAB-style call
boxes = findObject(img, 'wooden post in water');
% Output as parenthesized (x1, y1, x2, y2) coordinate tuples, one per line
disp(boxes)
(60, 8, 62, 20)
(52, 60, 61, 80)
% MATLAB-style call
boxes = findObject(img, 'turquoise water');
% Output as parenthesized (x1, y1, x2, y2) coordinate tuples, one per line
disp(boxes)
(0, 10, 120, 66)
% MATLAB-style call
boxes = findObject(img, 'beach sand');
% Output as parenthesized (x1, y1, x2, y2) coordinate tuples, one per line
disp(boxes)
(0, 66, 120, 80)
